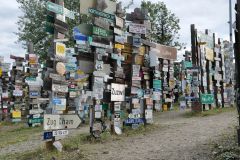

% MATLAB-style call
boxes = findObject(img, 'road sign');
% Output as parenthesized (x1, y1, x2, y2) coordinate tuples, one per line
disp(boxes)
(44, 114, 82, 130)
(52, 130, 69, 137)
(200, 94, 214, 104)
(88, 8, 115, 21)
(46, 1, 63, 14)
(93, 26, 112, 37)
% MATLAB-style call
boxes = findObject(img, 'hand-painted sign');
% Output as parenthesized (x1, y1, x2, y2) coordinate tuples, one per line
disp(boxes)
(129, 23, 146, 34)
(44, 114, 82, 130)
(111, 83, 125, 102)
(200, 94, 214, 104)
(88, 8, 115, 21)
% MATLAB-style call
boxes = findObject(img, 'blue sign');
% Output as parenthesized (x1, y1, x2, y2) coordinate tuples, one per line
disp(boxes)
(30, 91, 39, 97)
(73, 27, 88, 41)
(52, 98, 61, 105)
(124, 118, 145, 125)
(43, 131, 53, 140)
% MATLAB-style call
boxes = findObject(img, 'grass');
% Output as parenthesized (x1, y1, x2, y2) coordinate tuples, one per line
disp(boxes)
(183, 106, 236, 118)
(0, 123, 42, 149)
(0, 124, 158, 160)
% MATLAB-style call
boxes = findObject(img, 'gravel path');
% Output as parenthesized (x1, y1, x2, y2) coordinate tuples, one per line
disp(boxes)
(0, 110, 237, 160)
(83, 110, 238, 160)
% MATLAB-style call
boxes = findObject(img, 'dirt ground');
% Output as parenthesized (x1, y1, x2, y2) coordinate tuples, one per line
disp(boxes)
(81, 110, 238, 160)
(0, 109, 238, 160)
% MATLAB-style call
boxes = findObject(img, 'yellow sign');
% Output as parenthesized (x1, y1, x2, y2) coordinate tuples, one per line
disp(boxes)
(115, 43, 124, 49)
(56, 42, 66, 57)
(139, 46, 145, 56)
(205, 47, 214, 61)
(0, 68, 2, 77)
(12, 111, 21, 118)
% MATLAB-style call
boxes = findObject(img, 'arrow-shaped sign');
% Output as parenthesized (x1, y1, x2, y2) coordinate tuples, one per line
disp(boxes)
(44, 114, 82, 130)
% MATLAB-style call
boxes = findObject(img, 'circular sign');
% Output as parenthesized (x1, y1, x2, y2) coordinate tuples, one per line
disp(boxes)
(56, 62, 66, 76)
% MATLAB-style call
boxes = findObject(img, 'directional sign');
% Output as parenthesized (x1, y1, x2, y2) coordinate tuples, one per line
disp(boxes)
(46, 1, 63, 14)
(88, 8, 115, 21)
(44, 114, 82, 130)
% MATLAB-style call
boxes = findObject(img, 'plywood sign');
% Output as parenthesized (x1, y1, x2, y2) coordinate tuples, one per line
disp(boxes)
(111, 83, 125, 102)
(150, 44, 177, 60)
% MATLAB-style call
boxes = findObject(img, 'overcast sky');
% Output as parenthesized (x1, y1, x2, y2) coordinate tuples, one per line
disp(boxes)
(0, 0, 235, 62)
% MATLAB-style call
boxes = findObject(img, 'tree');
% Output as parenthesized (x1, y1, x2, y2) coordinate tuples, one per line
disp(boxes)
(141, 1, 183, 49)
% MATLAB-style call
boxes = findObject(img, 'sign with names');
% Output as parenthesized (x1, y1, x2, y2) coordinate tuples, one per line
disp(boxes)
(52, 98, 66, 111)
(52, 84, 68, 93)
(129, 23, 146, 35)
(88, 8, 115, 21)
(111, 83, 125, 102)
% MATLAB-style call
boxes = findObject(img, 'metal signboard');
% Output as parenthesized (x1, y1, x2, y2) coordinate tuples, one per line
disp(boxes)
(129, 23, 146, 35)
(200, 94, 214, 104)
(88, 8, 115, 21)
(52, 98, 66, 111)
(43, 131, 53, 140)
(29, 91, 40, 98)
(93, 26, 112, 37)
(52, 84, 68, 93)
(111, 83, 125, 102)
(46, 1, 63, 14)
(53, 130, 69, 137)
(115, 35, 125, 44)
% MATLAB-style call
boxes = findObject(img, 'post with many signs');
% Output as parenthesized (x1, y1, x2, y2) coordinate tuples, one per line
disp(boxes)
(43, 0, 81, 150)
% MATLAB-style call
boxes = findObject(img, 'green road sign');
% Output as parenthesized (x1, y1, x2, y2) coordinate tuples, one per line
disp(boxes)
(29, 118, 43, 124)
(183, 61, 192, 69)
(93, 26, 112, 37)
(88, 8, 115, 21)
(200, 94, 214, 104)
(46, 1, 63, 14)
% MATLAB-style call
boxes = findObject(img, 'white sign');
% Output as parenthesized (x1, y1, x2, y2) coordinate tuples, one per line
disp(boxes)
(115, 16, 124, 28)
(129, 23, 146, 34)
(52, 84, 68, 93)
(44, 114, 82, 130)
(111, 83, 125, 102)
(53, 130, 69, 137)
(13, 90, 23, 96)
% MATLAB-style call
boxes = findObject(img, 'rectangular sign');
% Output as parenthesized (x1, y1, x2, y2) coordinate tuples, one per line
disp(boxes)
(115, 16, 124, 28)
(52, 130, 69, 137)
(46, 1, 63, 14)
(94, 17, 110, 29)
(56, 42, 66, 57)
(52, 84, 68, 93)
(93, 26, 112, 37)
(150, 44, 177, 60)
(13, 90, 23, 97)
(129, 23, 146, 34)
(200, 94, 214, 104)
(111, 83, 125, 102)
(88, 8, 115, 21)
(52, 98, 66, 111)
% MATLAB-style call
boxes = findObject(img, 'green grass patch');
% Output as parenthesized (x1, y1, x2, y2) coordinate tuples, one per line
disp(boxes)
(183, 107, 236, 118)
(0, 125, 42, 148)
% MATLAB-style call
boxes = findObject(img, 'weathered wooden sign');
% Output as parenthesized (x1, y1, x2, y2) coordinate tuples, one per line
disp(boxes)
(129, 23, 146, 35)
(150, 44, 177, 60)
(115, 16, 124, 28)
(111, 83, 125, 102)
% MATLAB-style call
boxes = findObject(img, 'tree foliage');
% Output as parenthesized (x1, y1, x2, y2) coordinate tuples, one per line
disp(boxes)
(141, 1, 183, 49)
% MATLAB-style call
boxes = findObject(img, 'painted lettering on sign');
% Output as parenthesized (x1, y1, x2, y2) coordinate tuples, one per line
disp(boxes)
(111, 83, 125, 102)
(88, 8, 115, 21)
(129, 23, 146, 34)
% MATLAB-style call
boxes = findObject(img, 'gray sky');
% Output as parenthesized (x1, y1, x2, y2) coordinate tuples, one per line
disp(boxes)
(0, 0, 235, 62)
